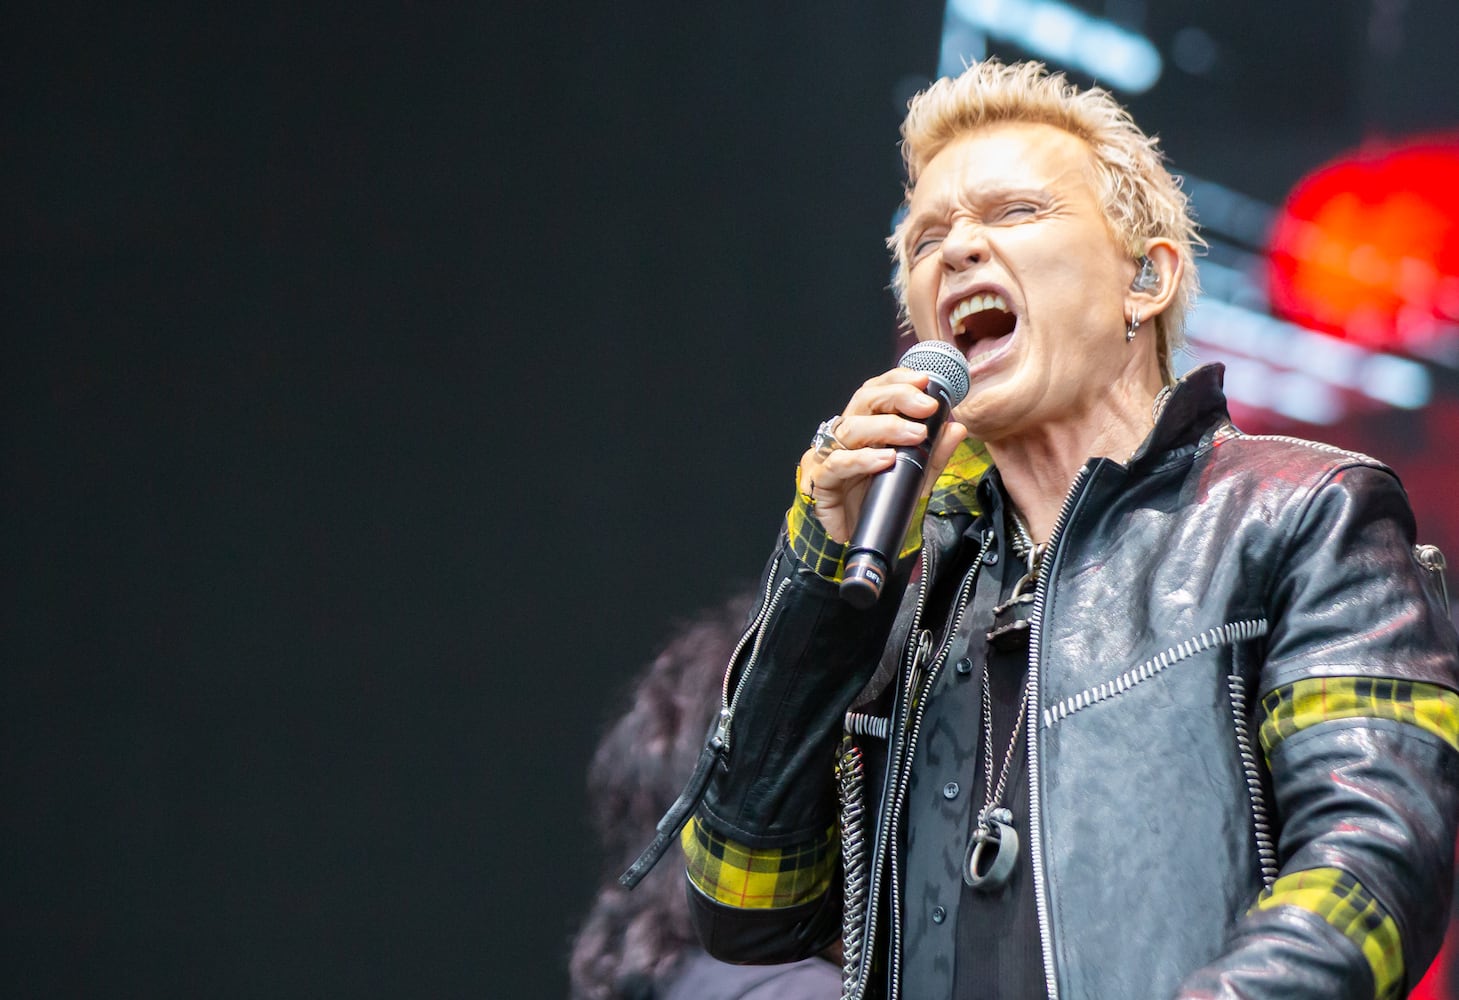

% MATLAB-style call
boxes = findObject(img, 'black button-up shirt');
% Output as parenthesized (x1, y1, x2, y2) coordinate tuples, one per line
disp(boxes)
(902, 522, 1044, 999)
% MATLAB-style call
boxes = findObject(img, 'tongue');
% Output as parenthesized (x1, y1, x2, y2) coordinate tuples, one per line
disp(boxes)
(966, 330, 1014, 365)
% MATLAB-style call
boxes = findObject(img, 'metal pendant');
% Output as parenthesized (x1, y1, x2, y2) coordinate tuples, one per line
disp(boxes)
(985, 558, 1040, 653)
(985, 591, 1035, 651)
(964, 807, 1019, 892)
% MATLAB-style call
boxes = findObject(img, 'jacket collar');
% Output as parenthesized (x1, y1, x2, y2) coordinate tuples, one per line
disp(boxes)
(1127, 362, 1231, 468)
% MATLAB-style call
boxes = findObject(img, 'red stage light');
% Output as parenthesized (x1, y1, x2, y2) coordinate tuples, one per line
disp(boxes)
(1266, 137, 1459, 351)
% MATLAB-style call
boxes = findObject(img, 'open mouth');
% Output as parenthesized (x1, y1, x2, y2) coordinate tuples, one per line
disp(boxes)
(949, 293, 1017, 361)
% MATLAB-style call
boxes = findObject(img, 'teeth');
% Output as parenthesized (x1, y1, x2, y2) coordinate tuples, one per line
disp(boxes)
(950, 293, 1009, 335)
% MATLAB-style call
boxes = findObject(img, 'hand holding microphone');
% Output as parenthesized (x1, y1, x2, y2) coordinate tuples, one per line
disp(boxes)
(797, 340, 971, 609)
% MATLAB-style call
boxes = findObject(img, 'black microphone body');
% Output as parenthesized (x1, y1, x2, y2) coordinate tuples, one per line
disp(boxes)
(840, 341, 970, 609)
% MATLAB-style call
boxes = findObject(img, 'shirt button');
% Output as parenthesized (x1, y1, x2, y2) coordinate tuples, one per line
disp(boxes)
(955, 657, 973, 676)
(985, 549, 999, 565)
(943, 781, 960, 800)
(931, 906, 946, 924)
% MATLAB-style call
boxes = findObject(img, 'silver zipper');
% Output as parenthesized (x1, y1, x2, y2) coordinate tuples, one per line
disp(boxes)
(1043, 619, 1269, 727)
(842, 539, 939, 1000)
(1239, 432, 1377, 465)
(1026, 466, 1093, 1000)
(1228, 673, 1279, 887)
(716, 566, 793, 754)
(619, 561, 790, 890)
(838, 738, 869, 999)
(844, 711, 891, 741)
(882, 529, 994, 1000)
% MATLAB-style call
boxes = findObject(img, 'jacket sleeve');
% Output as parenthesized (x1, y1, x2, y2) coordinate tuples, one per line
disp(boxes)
(1177, 463, 1459, 1000)
(684, 518, 914, 965)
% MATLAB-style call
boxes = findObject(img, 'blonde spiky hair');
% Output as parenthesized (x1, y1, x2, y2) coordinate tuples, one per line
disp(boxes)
(889, 60, 1202, 384)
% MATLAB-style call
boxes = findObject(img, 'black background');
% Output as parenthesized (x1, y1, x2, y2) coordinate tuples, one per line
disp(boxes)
(6, 2, 1455, 997)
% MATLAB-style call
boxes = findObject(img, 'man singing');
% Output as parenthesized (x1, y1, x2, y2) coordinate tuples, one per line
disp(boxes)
(668, 60, 1459, 999)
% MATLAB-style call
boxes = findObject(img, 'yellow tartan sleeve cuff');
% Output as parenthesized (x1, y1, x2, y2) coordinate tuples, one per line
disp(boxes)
(682, 816, 839, 910)
(787, 467, 930, 581)
(1259, 676, 1459, 757)
(787, 467, 848, 582)
(1250, 867, 1403, 1000)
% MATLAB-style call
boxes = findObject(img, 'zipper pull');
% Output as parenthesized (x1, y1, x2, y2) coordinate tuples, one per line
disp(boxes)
(904, 628, 935, 729)
(1416, 544, 1450, 607)
(618, 711, 728, 889)
(710, 705, 730, 752)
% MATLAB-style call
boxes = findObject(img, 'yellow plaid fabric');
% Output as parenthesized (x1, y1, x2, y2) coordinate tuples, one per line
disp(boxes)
(681, 816, 838, 909)
(1259, 676, 1459, 757)
(1251, 867, 1403, 999)
(787, 437, 990, 582)
(927, 436, 989, 518)
(1253, 677, 1459, 997)
(788, 464, 855, 581)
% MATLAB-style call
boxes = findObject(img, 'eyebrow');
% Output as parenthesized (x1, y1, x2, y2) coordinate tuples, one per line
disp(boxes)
(903, 186, 1051, 237)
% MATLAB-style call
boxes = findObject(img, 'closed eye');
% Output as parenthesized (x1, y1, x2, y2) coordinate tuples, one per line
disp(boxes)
(910, 234, 944, 261)
(997, 202, 1039, 221)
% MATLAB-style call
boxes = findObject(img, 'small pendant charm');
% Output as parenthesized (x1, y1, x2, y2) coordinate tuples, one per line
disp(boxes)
(964, 807, 1019, 892)
(985, 592, 1036, 651)
(986, 558, 1040, 653)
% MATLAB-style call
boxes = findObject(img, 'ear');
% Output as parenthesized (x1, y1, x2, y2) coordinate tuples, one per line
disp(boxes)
(1126, 238, 1182, 320)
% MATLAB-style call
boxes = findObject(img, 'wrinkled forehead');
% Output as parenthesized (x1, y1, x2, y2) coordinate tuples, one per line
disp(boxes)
(907, 121, 1103, 211)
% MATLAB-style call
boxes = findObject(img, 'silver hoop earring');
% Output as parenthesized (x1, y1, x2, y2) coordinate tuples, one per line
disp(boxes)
(1125, 310, 1141, 343)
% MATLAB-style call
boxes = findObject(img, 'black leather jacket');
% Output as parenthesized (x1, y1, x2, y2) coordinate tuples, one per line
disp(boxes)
(685, 364, 1459, 1000)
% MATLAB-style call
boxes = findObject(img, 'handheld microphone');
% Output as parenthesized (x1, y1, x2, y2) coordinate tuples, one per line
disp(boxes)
(839, 340, 970, 609)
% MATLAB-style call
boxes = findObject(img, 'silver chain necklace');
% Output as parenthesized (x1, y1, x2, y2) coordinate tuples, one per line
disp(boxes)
(965, 508, 1041, 893)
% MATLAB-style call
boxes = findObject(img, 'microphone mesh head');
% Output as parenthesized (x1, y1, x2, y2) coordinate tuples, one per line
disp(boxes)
(898, 340, 970, 404)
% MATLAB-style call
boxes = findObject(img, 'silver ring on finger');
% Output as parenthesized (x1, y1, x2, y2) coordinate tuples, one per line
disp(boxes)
(811, 416, 847, 459)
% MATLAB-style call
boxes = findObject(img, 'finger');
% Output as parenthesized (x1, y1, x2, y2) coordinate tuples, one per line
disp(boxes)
(855, 366, 936, 390)
(844, 372, 943, 420)
(830, 411, 933, 452)
(801, 446, 899, 493)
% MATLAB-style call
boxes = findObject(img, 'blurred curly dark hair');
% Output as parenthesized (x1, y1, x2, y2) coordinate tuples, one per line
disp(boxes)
(569, 592, 755, 1000)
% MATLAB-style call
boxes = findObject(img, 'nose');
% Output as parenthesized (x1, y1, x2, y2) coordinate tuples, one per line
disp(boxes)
(941, 219, 988, 269)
